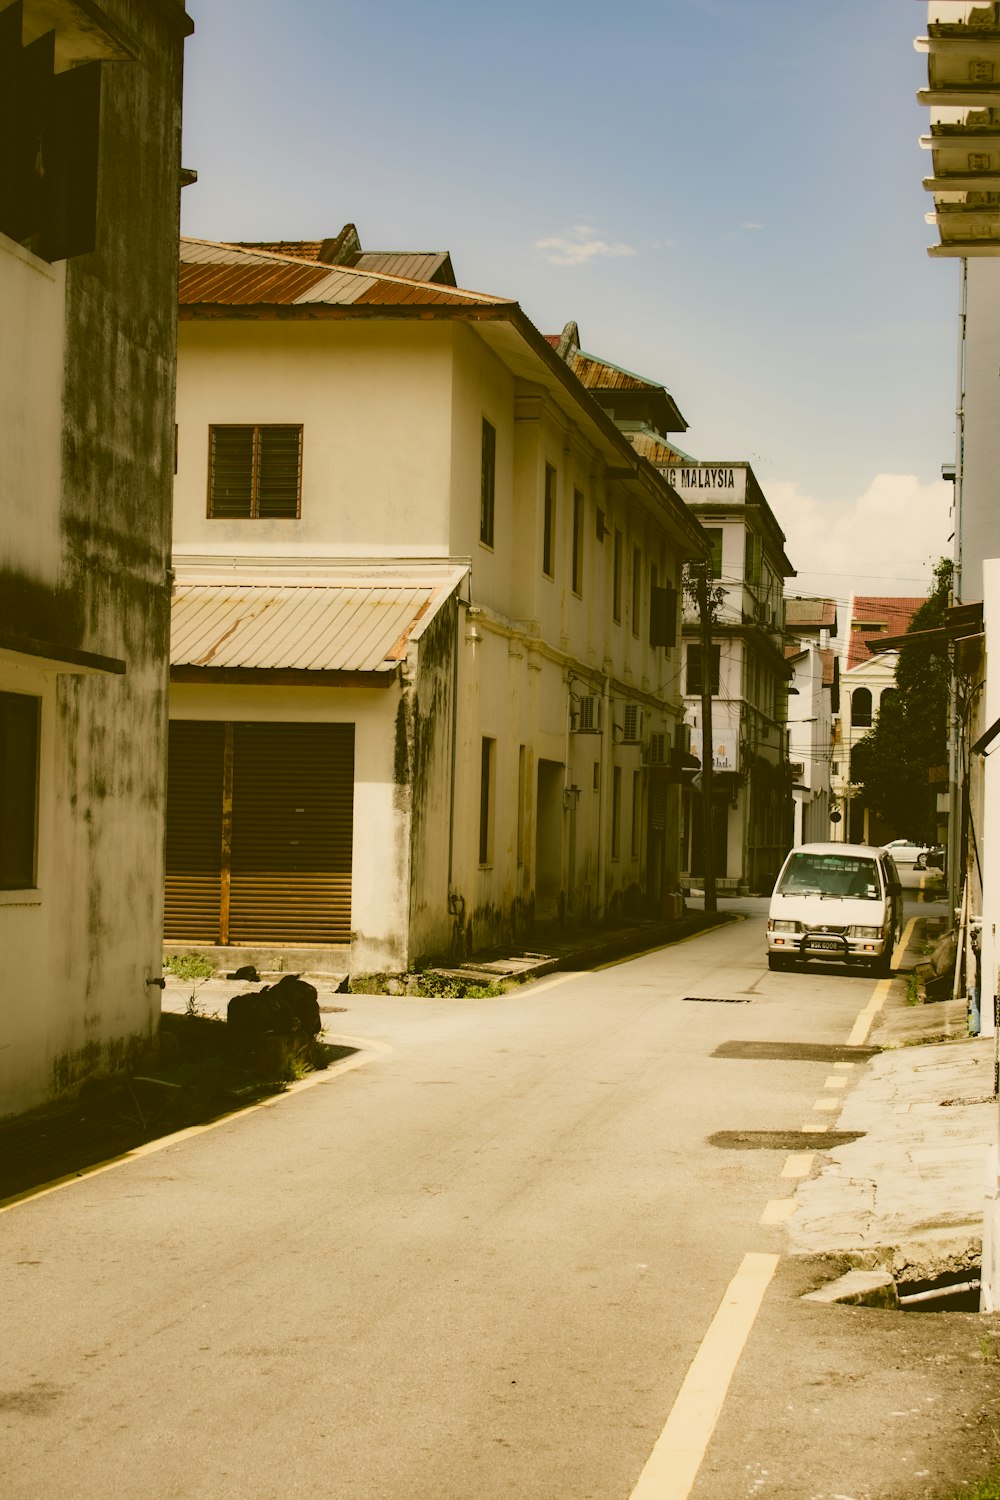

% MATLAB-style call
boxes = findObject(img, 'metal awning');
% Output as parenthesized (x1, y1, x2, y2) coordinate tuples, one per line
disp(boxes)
(170, 578, 460, 681)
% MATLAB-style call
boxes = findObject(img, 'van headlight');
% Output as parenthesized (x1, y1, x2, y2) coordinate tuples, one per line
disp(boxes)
(769, 920, 802, 933)
(848, 925, 883, 939)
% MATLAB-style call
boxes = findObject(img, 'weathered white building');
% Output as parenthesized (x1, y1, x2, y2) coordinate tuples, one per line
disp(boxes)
(168, 240, 709, 976)
(635, 454, 795, 894)
(0, 0, 190, 1118)
(783, 598, 837, 847)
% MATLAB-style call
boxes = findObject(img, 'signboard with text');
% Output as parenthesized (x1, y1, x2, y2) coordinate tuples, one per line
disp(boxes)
(665, 465, 747, 502)
(689, 727, 739, 773)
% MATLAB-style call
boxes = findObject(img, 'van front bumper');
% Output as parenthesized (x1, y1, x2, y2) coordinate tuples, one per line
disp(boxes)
(767, 929, 889, 962)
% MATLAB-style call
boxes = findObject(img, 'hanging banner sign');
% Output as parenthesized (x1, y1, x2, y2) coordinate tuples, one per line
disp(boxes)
(665, 465, 747, 502)
(689, 727, 739, 772)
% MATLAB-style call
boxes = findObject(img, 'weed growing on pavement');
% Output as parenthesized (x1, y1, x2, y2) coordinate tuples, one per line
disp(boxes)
(414, 971, 506, 999)
(906, 973, 922, 1006)
(942, 1475, 1000, 1499)
(980, 1334, 1000, 1364)
(163, 953, 217, 981)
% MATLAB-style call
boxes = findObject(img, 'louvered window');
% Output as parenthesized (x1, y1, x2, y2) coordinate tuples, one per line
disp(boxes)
(208, 425, 303, 519)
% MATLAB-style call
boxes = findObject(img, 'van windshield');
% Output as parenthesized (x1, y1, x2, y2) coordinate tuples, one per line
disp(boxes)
(776, 853, 881, 901)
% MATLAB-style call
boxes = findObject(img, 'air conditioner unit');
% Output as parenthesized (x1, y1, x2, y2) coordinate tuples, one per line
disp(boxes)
(789, 761, 805, 777)
(645, 731, 669, 765)
(574, 694, 603, 733)
(621, 704, 644, 743)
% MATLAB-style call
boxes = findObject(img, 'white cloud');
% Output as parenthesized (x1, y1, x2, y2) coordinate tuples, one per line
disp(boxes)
(742, 221, 763, 230)
(534, 227, 637, 267)
(766, 473, 952, 602)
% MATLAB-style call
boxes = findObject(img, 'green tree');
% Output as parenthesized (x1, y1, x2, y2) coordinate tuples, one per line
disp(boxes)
(850, 558, 952, 842)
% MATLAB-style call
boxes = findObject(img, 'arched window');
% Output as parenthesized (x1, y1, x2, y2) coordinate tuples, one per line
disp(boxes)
(851, 688, 873, 728)
(879, 688, 898, 714)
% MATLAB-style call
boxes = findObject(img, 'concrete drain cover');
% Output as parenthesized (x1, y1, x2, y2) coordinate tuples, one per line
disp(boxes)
(712, 1040, 879, 1062)
(709, 1129, 864, 1150)
(682, 996, 752, 1004)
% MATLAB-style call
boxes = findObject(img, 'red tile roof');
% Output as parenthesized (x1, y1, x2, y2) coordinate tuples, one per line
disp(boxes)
(846, 596, 926, 670)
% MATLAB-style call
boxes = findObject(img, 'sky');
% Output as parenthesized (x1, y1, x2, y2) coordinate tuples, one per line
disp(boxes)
(180, 0, 956, 606)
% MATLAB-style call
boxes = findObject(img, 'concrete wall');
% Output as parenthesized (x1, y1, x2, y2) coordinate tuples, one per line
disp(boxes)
(0, 0, 188, 1118)
(961, 261, 1000, 603)
(174, 320, 456, 560)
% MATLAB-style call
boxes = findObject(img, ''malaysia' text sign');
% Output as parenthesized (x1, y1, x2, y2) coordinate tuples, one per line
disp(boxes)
(666, 465, 747, 501)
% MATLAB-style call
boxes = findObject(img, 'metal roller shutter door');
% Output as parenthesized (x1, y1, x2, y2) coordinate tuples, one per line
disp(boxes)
(229, 722, 354, 945)
(164, 721, 225, 943)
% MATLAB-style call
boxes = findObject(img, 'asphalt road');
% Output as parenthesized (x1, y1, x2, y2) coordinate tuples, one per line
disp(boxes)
(0, 898, 956, 1500)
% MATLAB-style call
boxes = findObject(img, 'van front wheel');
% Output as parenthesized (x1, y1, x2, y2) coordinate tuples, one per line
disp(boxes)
(768, 953, 792, 972)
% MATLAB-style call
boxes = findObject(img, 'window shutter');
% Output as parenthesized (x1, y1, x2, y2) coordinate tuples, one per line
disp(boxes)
(649, 585, 676, 647)
(210, 427, 255, 517)
(257, 426, 301, 517)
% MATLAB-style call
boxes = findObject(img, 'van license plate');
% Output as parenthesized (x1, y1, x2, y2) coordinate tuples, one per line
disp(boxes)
(810, 940, 841, 951)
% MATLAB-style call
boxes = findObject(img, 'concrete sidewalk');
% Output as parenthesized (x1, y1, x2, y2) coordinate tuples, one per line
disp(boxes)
(788, 981, 996, 1287)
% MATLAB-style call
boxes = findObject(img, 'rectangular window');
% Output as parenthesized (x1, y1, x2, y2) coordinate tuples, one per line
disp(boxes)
(704, 527, 723, 579)
(480, 419, 496, 547)
(479, 737, 495, 865)
(686, 644, 721, 696)
(612, 529, 623, 622)
(543, 464, 556, 579)
(611, 765, 622, 859)
(0, 691, 40, 889)
(631, 546, 641, 637)
(650, 584, 677, 648)
(209, 425, 302, 518)
(744, 527, 762, 587)
(572, 489, 584, 595)
(631, 770, 641, 858)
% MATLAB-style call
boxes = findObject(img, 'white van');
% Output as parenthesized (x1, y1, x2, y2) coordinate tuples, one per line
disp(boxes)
(766, 842, 904, 975)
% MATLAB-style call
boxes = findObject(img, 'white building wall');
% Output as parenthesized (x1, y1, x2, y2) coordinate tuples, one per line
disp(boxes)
(960, 262, 1000, 603)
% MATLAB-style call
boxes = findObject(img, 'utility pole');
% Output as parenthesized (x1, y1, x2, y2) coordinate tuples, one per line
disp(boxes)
(695, 565, 718, 914)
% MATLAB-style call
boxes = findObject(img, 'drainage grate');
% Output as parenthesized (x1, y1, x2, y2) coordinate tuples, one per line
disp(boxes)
(682, 995, 752, 1004)
(709, 1129, 865, 1150)
(713, 1041, 879, 1063)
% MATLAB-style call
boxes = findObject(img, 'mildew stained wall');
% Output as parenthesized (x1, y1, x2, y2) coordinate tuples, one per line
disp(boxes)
(0, 0, 188, 1118)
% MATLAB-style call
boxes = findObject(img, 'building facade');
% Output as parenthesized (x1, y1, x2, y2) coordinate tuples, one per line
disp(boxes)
(0, 0, 191, 1118)
(168, 240, 709, 975)
(783, 598, 837, 847)
(830, 597, 925, 845)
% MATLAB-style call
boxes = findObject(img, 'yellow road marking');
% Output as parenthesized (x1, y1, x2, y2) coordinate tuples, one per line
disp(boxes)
(813, 1097, 839, 1112)
(824, 1075, 848, 1090)
(760, 1199, 797, 1225)
(0, 1035, 388, 1215)
(628, 1252, 779, 1500)
(781, 1152, 814, 1179)
(846, 976, 892, 1046)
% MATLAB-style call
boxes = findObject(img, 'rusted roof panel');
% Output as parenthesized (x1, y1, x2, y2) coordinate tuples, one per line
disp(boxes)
(179, 239, 509, 310)
(178, 261, 336, 306)
(627, 430, 690, 467)
(569, 351, 662, 393)
(171, 582, 451, 673)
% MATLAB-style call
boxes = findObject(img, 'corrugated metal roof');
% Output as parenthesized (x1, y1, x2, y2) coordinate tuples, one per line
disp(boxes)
(353, 251, 455, 285)
(179, 239, 507, 310)
(170, 582, 452, 673)
(627, 430, 690, 467)
(569, 351, 663, 393)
